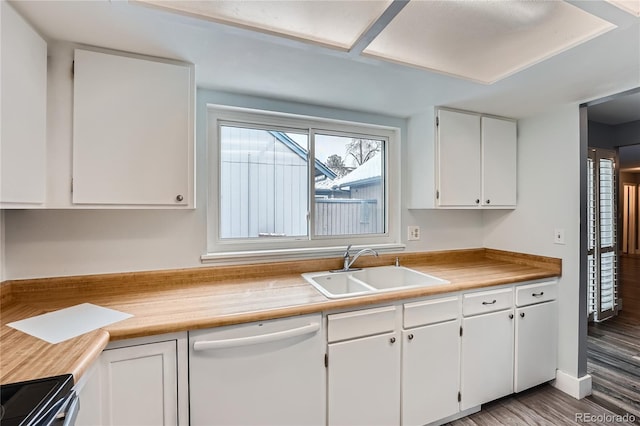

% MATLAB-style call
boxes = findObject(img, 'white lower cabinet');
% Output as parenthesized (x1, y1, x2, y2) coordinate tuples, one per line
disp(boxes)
(327, 306, 400, 426)
(74, 363, 102, 426)
(460, 288, 514, 411)
(514, 281, 558, 393)
(328, 332, 401, 426)
(101, 341, 178, 425)
(76, 333, 188, 426)
(401, 319, 460, 426)
(401, 296, 461, 426)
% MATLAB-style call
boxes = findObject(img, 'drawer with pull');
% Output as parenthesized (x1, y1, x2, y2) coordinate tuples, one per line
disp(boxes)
(515, 280, 558, 307)
(462, 287, 513, 317)
(328, 305, 397, 343)
(403, 296, 459, 329)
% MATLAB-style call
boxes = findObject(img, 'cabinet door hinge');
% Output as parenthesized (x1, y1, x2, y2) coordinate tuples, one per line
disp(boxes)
(324, 353, 328, 368)
(459, 326, 463, 337)
(436, 116, 439, 126)
(71, 178, 73, 193)
(436, 190, 440, 200)
(458, 391, 461, 402)
(72, 60, 75, 78)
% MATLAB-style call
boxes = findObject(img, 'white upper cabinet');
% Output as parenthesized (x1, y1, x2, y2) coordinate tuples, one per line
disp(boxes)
(0, 1, 47, 208)
(437, 109, 481, 207)
(481, 116, 517, 207)
(72, 49, 194, 208)
(407, 107, 517, 209)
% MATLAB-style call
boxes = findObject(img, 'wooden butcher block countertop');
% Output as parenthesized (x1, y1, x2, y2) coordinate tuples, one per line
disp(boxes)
(0, 248, 561, 385)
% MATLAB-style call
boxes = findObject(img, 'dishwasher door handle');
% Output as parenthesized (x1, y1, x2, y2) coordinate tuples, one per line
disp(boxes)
(193, 322, 321, 351)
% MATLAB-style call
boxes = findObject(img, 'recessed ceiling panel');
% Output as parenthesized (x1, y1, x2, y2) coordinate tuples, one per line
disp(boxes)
(606, 0, 640, 17)
(362, 0, 616, 83)
(136, 0, 392, 50)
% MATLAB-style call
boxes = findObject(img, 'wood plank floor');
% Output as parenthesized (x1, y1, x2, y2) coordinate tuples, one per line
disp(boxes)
(446, 384, 638, 425)
(587, 315, 640, 420)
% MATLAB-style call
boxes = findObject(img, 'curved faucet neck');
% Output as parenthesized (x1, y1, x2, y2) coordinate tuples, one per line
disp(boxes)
(346, 248, 379, 270)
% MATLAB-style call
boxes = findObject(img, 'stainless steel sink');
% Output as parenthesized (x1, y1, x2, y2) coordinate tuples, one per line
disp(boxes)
(302, 266, 449, 299)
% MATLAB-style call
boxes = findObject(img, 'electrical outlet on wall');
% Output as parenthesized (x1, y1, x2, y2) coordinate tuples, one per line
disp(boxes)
(554, 228, 565, 245)
(408, 226, 421, 241)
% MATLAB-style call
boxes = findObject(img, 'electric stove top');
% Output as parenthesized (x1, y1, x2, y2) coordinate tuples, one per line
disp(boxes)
(0, 375, 74, 426)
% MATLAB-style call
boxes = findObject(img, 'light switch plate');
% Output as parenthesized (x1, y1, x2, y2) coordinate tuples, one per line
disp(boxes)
(554, 228, 565, 245)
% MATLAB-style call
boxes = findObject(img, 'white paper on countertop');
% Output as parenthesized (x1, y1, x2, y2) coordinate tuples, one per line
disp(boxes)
(7, 303, 133, 344)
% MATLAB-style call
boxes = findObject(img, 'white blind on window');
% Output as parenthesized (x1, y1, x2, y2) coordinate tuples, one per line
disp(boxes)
(587, 253, 597, 316)
(598, 158, 617, 313)
(587, 157, 596, 316)
(587, 151, 618, 321)
(599, 159, 615, 247)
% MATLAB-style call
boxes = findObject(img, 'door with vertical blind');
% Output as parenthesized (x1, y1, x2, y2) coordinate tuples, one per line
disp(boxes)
(587, 148, 619, 322)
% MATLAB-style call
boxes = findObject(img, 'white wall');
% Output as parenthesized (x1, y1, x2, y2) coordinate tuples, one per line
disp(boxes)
(483, 104, 582, 379)
(2, 43, 484, 279)
(0, 211, 5, 281)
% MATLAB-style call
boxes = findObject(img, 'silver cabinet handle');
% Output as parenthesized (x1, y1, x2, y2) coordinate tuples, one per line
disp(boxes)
(389, 337, 396, 344)
(475, 199, 480, 204)
(408, 334, 414, 341)
(486, 199, 491, 204)
(482, 299, 497, 305)
(532, 291, 544, 297)
(193, 323, 320, 351)
(509, 313, 514, 319)
(176, 194, 184, 202)
(520, 312, 525, 318)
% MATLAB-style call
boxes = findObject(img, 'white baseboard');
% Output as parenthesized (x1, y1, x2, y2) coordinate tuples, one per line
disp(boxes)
(552, 370, 592, 399)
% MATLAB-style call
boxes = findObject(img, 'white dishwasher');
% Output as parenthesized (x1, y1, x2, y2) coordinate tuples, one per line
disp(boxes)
(189, 314, 325, 426)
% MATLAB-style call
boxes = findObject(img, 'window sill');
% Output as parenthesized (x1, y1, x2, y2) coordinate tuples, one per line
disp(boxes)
(201, 243, 406, 265)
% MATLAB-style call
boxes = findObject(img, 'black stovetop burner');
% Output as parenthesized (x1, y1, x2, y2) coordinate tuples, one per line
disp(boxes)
(0, 374, 73, 426)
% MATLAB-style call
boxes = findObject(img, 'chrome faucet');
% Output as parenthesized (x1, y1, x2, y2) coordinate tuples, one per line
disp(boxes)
(332, 245, 379, 272)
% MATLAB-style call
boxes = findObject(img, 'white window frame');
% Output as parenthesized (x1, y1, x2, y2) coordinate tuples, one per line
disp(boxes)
(203, 105, 403, 263)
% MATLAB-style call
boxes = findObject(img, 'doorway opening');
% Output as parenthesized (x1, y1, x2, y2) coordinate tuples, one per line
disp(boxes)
(583, 89, 640, 417)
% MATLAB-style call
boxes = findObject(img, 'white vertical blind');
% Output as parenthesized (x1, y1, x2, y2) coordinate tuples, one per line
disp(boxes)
(587, 150, 618, 322)
(587, 158, 596, 317)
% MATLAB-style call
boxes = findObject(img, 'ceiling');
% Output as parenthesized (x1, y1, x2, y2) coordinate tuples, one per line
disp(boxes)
(588, 90, 640, 124)
(137, 0, 617, 84)
(10, 0, 640, 120)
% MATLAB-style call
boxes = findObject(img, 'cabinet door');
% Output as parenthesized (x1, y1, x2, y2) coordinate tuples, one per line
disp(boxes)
(0, 1, 46, 206)
(72, 49, 194, 207)
(328, 332, 401, 426)
(515, 301, 558, 392)
(481, 117, 517, 207)
(75, 364, 102, 426)
(460, 310, 514, 410)
(437, 109, 481, 207)
(401, 320, 460, 426)
(101, 340, 178, 426)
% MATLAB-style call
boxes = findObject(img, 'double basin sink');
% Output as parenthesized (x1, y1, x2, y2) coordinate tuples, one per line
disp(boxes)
(302, 265, 449, 299)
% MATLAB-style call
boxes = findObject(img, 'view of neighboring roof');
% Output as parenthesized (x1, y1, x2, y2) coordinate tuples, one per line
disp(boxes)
(330, 154, 382, 188)
(269, 131, 337, 180)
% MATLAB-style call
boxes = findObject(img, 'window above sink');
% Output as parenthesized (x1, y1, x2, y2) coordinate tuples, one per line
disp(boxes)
(204, 106, 402, 263)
